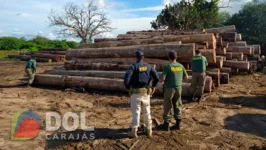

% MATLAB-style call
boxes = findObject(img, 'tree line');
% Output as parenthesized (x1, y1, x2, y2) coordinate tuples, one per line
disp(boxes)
(0, 36, 78, 51)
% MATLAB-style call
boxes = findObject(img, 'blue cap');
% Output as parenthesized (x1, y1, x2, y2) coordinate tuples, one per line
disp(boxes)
(135, 50, 144, 57)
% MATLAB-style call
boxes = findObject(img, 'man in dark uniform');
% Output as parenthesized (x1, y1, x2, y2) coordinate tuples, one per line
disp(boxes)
(124, 50, 160, 138)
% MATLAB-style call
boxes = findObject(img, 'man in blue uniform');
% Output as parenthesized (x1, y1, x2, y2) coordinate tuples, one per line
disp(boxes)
(124, 50, 160, 138)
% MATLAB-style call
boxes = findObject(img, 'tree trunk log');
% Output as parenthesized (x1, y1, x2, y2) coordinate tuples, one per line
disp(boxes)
(209, 56, 223, 68)
(206, 71, 220, 87)
(94, 38, 117, 43)
(231, 52, 244, 61)
(66, 43, 195, 63)
(32, 53, 66, 62)
(236, 34, 242, 41)
(126, 29, 205, 36)
(199, 49, 216, 63)
(216, 47, 226, 55)
(38, 51, 67, 55)
(206, 25, 235, 33)
(216, 37, 223, 46)
(220, 67, 232, 74)
(222, 41, 229, 48)
(226, 53, 233, 60)
(34, 74, 194, 96)
(223, 60, 250, 71)
(229, 41, 247, 46)
(220, 73, 229, 84)
(227, 46, 252, 55)
(184, 76, 213, 92)
(243, 55, 248, 61)
(250, 45, 261, 55)
(220, 32, 237, 42)
(39, 48, 68, 51)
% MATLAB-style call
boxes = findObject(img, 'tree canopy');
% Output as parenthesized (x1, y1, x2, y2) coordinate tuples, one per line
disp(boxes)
(48, 1, 114, 43)
(151, 0, 222, 30)
(0, 36, 78, 51)
(226, 0, 266, 54)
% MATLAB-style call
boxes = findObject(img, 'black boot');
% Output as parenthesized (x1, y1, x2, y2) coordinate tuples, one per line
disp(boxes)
(172, 119, 181, 130)
(161, 121, 170, 131)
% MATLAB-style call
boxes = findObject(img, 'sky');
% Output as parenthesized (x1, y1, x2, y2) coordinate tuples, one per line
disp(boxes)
(0, 0, 251, 42)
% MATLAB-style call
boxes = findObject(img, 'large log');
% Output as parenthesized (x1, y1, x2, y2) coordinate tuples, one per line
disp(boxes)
(43, 70, 213, 92)
(209, 56, 223, 68)
(220, 73, 229, 84)
(71, 58, 170, 71)
(229, 41, 247, 46)
(230, 52, 244, 61)
(206, 40, 216, 49)
(250, 45, 261, 55)
(94, 38, 117, 43)
(116, 34, 215, 44)
(243, 55, 248, 61)
(32, 53, 66, 62)
(222, 41, 229, 48)
(206, 70, 220, 87)
(236, 34, 242, 41)
(66, 43, 195, 63)
(34, 74, 193, 96)
(64, 60, 130, 71)
(206, 25, 235, 33)
(126, 29, 205, 36)
(216, 37, 223, 46)
(38, 51, 66, 55)
(220, 67, 232, 74)
(227, 46, 252, 55)
(77, 38, 182, 49)
(226, 52, 233, 60)
(220, 32, 237, 42)
(199, 49, 217, 63)
(196, 44, 206, 50)
(223, 60, 250, 71)
(216, 47, 226, 55)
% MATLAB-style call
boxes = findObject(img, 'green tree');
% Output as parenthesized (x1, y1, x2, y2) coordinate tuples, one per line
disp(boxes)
(0, 37, 23, 50)
(226, 0, 266, 54)
(151, 0, 220, 30)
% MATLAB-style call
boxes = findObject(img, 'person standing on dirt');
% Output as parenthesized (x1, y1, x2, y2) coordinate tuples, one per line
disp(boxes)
(161, 51, 188, 131)
(190, 50, 208, 101)
(25, 56, 37, 86)
(124, 50, 160, 138)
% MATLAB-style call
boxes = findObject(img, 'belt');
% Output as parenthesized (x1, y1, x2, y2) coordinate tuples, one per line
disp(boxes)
(130, 88, 148, 95)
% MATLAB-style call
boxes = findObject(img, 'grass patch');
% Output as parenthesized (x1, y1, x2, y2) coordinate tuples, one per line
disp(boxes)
(0, 50, 20, 58)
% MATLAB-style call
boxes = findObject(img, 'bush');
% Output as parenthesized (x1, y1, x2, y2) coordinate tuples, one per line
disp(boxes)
(0, 36, 78, 51)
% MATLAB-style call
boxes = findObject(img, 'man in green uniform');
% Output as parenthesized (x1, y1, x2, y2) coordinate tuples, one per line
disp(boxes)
(190, 50, 208, 101)
(25, 56, 37, 85)
(161, 51, 188, 131)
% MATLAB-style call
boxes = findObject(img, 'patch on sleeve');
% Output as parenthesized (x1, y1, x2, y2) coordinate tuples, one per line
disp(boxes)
(171, 67, 182, 72)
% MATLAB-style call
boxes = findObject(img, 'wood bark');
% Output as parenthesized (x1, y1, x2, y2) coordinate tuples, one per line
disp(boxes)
(206, 25, 235, 33)
(199, 49, 216, 63)
(216, 47, 226, 55)
(236, 34, 242, 41)
(227, 46, 252, 55)
(216, 37, 223, 46)
(222, 41, 229, 48)
(220, 67, 232, 74)
(66, 43, 195, 63)
(223, 60, 250, 71)
(34, 74, 193, 96)
(250, 45, 261, 55)
(209, 56, 223, 68)
(39, 48, 68, 51)
(183, 76, 213, 92)
(94, 38, 117, 43)
(220, 73, 229, 84)
(126, 29, 205, 36)
(243, 55, 248, 61)
(226, 52, 233, 60)
(206, 71, 220, 87)
(64, 60, 130, 71)
(38, 51, 66, 55)
(206, 40, 216, 49)
(231, 52, 244, 61)
(32, 53, 66, 61)
(229, 41, 247, 46)
(220, 32, 237, 42)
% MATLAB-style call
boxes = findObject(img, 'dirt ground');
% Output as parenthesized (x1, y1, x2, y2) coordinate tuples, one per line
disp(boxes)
(0, 59, 265, 150)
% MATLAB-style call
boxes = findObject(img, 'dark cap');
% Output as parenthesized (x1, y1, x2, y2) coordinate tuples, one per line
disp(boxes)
(135, 50, 144, 57)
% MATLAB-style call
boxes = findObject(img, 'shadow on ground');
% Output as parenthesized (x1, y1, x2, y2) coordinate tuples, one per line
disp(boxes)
(219, 95, 266, 110)
(224, 114, 266, 138)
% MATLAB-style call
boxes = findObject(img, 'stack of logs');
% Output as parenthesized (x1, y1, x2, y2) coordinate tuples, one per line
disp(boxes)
(8, 48, 67, 62)
(34, 25, 261, 96)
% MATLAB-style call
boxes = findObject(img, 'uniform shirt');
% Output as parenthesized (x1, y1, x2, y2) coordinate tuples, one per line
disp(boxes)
(162, 62, 188, 89)
(26, 59, 37, 73)
(191, 54, 208, 73)
(124, 61, 159, 89)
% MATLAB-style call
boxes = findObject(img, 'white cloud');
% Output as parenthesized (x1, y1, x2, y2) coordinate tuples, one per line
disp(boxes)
(98, 0, 105, 9)
(122, 6, 164, 12)
(221, 0, 252, 14)
(12, 29, 24, 35)
(48, 33, 56, 39)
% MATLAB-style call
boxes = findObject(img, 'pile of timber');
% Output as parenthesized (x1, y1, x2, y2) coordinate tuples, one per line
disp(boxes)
(34, 25, 261, 97)
(7, 48, 67, 62)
